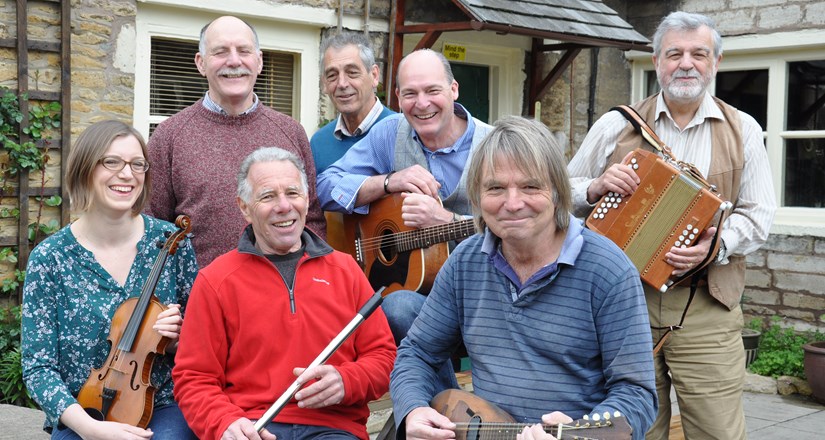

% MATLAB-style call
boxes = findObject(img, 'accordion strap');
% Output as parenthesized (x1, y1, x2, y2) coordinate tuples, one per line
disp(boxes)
(611, 105, 678, 161)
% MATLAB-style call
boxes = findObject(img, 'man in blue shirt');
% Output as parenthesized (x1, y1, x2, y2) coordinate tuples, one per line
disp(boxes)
(317, 48, 493, 393)
(390, 116, 656, 440)
(310, 32, 394, 175)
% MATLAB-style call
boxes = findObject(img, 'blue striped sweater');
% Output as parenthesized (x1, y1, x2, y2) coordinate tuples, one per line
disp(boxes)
(390, 219, 657, 439)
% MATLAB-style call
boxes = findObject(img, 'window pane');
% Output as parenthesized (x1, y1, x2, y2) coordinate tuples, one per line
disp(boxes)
(787, 60, 825, 130)
(784, 138, 825, 207)
(716, 69, 768, 129)
(150, 38, 295, 118)
(645, 70, 660, 97)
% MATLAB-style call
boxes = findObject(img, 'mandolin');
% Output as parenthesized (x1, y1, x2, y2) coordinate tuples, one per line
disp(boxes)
(431, 389, 631, 440)
(325, 193, 476, 295)
(77, 215, 192, 428)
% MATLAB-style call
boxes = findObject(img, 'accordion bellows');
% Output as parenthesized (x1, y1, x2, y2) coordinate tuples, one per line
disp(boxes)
(586, 148, 732, 292)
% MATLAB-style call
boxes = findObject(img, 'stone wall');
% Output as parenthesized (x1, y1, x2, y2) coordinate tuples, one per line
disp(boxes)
(745, 234, 825, 332)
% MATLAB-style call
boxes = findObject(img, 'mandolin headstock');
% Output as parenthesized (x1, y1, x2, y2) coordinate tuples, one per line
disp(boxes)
(554, 411, 632, 440)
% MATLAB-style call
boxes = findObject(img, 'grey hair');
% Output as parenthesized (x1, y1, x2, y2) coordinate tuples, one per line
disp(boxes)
(396, 48, 455, 89)
(652, 11, 723, 58)
(236, 147, 309, 203)
(199, 16, 261, 56)
(466, 116, 571, 232)
(319, 32, 377, 72)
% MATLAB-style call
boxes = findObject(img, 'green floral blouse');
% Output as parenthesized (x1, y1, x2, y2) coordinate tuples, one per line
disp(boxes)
(21, 214, 198, 431)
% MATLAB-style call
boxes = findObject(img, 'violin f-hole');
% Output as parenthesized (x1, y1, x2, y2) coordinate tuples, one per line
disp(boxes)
(129, 360, 140, 391)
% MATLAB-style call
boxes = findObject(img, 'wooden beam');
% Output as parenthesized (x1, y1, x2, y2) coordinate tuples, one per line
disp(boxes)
(396, 22, 475, 34)
(529, 49, 581, 106)
(413, 30, 442, 51)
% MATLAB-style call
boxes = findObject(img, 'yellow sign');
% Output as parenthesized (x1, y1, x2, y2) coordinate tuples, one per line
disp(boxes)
(442, 43, 466, 61)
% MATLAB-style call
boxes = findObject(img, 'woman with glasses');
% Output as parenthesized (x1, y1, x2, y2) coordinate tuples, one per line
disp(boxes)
(21, 120, 198, 440)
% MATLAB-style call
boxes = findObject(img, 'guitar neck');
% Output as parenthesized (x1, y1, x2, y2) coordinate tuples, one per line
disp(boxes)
(396, 219, 476, 252)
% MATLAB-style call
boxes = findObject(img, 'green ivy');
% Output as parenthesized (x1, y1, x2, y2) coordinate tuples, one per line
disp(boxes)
(748, 316, 825, 379)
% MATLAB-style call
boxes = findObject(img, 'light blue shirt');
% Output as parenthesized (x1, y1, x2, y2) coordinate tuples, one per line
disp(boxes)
(317, 103, 476, 214)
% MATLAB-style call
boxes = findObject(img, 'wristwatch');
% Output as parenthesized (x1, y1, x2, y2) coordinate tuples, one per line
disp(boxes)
(716, 240, 727, 264)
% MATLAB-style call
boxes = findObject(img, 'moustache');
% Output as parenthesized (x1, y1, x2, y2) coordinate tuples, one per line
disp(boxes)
(218, 67, 253, 77)
(672, 69, 700, 80)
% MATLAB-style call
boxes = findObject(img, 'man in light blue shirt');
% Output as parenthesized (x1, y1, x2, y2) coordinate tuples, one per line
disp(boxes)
(317, 48, 493, 396)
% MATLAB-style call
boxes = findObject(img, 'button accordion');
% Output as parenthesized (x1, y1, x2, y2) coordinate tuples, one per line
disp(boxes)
(585, 148, 732, 292)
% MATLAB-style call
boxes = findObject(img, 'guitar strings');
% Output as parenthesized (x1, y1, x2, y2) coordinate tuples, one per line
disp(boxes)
(355, 220, 476, 252)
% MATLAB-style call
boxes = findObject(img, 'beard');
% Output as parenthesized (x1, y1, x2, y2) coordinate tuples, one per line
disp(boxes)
(658, 67, 712, 102)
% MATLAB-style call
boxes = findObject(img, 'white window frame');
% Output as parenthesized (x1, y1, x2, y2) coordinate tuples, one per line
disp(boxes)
(626, 29, 825, 237)
(134, 0, 379, 140)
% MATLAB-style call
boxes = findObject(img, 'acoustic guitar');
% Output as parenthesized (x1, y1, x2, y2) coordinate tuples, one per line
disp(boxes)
(325, 193, 476, 296)
(431, 389, 631, 440)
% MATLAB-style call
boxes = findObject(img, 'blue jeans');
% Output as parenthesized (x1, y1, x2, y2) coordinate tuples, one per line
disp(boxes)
(260, 422, 358, 439)
(51, 403, 196, 440)
(382, 290, 459, 391)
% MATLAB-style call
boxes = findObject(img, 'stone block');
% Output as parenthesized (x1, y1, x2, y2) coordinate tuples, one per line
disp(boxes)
(767, 253, 825, 274)
(763, 234, 812, 254)
(743, 288, 778, 305)
(746, 251, 766, 267)
(783, 292, 825, 311)
(775, 272, 825, 294)
(744, 372, 777, 394)
(776, 376, 812, 396)
(809, 3, 825, 26)
(778, 308, 814, 321)
(815, 238, 825, 255)
(745, 268, 771, 289)
(758, 5, 803, 30)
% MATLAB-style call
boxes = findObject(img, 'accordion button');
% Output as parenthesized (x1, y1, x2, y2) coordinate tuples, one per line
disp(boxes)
(693, 228, 699, 234)
(675, 241, 681, 246)
(617, 198, 622, 203)
(685, 239, 691, 245)
(631, 158, 637, 164)
(687, 224, 694, 230)
(593, 213, 598, 219)
(613, 203, 619, 208)
(689, 233, 696, 240)
(600, 202, 606, 208)
(599, 214, 605, 219)
(682, 230, 689, 235)
(679, 235, 685, 241)
(633, 164, 639, 170)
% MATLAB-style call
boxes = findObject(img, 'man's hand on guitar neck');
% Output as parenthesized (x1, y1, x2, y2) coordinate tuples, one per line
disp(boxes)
(400, 192, 455, 229)
(517, 412, 574, 440)
(405, 406, 457, 439)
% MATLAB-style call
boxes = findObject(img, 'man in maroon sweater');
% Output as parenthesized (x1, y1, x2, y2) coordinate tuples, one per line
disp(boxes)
(147, 15, 325, 267)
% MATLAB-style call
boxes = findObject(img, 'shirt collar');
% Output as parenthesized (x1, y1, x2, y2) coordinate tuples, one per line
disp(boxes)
(654, 92, 724, 130)
(333, 97, 383, 140)
(202, 91, 260, 116)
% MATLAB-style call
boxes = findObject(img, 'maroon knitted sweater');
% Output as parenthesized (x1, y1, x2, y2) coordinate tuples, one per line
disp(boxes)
(147, 100, 326, 267)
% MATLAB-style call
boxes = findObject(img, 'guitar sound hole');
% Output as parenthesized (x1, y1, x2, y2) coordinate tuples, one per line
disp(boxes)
(378, 229, 397, 262)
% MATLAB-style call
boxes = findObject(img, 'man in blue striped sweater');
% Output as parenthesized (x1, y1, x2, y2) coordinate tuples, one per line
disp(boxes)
(390, 116, 657, 440)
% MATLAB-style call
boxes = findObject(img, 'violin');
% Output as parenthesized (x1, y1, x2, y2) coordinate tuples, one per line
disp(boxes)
(77, 215, 192, 428)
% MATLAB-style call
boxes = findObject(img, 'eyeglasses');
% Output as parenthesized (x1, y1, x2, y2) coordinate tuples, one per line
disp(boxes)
(99, 156, 150, 174)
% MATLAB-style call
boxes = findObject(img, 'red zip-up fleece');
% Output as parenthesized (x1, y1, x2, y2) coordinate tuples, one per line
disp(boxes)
(172, 227, 396, 440)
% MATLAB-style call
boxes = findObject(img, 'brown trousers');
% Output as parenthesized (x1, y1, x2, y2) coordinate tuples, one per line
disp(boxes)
(645, 285, 746, 440)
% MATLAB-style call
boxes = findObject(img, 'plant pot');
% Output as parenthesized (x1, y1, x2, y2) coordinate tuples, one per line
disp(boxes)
(803, 341, 825, 404)
(742, 328, 761, 367)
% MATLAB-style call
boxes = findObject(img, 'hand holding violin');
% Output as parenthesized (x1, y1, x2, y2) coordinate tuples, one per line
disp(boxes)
(153, 303, 183, 352)
(59, 403, 154, 440)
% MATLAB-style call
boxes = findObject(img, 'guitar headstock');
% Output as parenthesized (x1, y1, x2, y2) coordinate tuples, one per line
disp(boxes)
(555, 411, 632, 440)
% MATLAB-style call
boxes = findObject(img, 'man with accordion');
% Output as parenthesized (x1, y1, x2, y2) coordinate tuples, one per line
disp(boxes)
(568, 11, 775, 440)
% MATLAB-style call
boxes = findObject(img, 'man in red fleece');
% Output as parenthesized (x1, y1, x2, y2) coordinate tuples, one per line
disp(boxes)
(172, 147, 396, 440)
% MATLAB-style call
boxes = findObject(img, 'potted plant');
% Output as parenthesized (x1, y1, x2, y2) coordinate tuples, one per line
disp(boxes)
(742, 318, 762, 367)
(803, 341, 825, 404)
